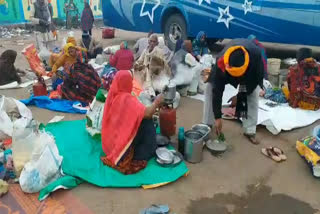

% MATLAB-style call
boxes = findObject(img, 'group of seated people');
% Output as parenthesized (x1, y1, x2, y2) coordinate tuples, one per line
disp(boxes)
(7, 30, 319, 176)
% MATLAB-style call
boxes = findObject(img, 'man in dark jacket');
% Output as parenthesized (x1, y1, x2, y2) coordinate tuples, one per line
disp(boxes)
(204, 39, 264, 144)
(81, 2, 94, 36)
(30, 0, 55, 50)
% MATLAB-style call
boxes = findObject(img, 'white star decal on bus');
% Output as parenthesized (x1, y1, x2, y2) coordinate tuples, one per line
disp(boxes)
(199, 0, 211, 5)
(217, 6, 234, 29)
(140, 0, 161, 24)
(242, 0, 253, 15)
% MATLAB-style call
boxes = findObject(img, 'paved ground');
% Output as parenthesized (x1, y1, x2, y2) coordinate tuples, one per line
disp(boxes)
(1, 28, 320, 214)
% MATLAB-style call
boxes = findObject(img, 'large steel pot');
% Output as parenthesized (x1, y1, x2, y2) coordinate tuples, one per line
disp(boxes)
(184, 130, 204, 163)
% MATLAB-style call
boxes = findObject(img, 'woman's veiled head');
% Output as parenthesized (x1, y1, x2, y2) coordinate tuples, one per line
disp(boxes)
(120, 41, 128, 49)
(0, 50, 17, 64)
(112, 70, 133, 93)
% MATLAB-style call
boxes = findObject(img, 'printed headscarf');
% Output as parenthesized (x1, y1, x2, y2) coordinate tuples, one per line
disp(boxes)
(66, 37, 77, 46)
(196, 31, 206, 43)
(64, 43, 76, 57)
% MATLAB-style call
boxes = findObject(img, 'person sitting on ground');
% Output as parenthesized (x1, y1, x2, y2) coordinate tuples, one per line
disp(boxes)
(101, 70, 163, 174)
(0, 50, 25, 86)
(49, 36, 78, 68)
(192, 31, 209, 61)
(133, 31, 153, 60)
(287, 48, 320, 110)
(51, 43, 77, 76)
(135, 34, 171, 95)
(170, 40, 197, 81)
(109, 41, 134, 70)
(78, 31, 103, 59)
(205, 39, 264, 145)
(80, 2, 94, 36)
(60, 50, 101, 104)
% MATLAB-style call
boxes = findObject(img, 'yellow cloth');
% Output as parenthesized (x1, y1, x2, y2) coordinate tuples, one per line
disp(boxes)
(282, 86, 290, 100)
(66, 37, 77, 46)
(224, 46, 249, 77)
(51, 43, 76, 74)
(298, 101, 316, 110)
(296, 137, 320, 166)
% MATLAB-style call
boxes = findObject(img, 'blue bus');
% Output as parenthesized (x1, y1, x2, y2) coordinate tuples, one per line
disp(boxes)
(102, 0, 320, 49)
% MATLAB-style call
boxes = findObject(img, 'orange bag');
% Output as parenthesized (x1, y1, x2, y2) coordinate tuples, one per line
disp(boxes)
(22, 44, 46, 76)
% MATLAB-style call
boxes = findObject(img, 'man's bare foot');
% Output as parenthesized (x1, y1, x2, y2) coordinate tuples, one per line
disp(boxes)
(244, 133, 260, 145)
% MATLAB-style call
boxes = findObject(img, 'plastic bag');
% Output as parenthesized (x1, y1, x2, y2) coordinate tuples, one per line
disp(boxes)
(296, 136, 320, 178)
(200, 54, 215, 69)
(103, 45, 120, 55)
(12, 119, 39, 175)
(86, 98, 105, 137)
(19, 132, 63, 193)
(0, 96, 32, 141)
(22, 44, 46, 76)
(185, 53, 197, 67)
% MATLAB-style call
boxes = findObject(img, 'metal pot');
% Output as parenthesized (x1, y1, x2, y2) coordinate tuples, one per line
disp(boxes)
(184, 130, 204, 163)
(163, 84, 176, 103)
(191, 124, 211, 142)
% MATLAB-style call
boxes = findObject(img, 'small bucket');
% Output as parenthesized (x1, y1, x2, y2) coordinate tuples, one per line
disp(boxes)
(184, 130, 204, 163)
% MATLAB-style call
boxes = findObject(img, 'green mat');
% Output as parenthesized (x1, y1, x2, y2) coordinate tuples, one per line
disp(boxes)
(39, 120, 189, 200)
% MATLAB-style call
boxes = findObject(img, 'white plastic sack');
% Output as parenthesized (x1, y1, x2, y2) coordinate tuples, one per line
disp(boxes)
(185, 53, 197, 67)
(12, 119, 39, 175)
(171, 62, 202, 86)
(19, 132, 63, 193)
(0, 96, 32, 140)
(104, 45, 120, 55)
(200, 54, 215, 69)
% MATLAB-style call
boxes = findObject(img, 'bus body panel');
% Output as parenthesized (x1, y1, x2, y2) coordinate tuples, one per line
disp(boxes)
(103, 0, 320, 46)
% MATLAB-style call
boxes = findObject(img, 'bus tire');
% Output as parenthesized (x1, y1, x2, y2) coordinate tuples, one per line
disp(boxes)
(164, 14, 187, 50)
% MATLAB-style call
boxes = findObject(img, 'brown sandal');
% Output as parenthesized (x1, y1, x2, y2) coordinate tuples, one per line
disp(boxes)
(261, 148, 282, 162)
(269, 147, 287, 161)
(244, 133, 260, 145)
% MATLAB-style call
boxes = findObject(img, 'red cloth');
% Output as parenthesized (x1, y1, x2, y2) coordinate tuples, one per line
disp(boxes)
(109, 49, 134, 71)
(101, 70, 146, 165)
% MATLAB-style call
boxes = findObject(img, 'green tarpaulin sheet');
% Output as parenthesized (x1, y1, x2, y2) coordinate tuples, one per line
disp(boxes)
(39, 120, 189, 200)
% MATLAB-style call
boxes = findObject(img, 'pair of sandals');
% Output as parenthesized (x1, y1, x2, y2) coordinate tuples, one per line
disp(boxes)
(140, 205, 170, 214)
(261, 147, 287, 162)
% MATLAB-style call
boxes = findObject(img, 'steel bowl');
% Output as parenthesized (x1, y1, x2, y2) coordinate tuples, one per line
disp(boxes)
(156, 134, 170, 147)
(156, 147, 174, 164)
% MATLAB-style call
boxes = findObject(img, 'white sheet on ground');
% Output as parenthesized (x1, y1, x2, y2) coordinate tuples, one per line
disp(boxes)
(189, 84, 320, 135)
(0, 76, 51, 90)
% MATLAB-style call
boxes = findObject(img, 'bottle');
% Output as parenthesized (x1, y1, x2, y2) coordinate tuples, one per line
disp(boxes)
(178, 127, 185, 155)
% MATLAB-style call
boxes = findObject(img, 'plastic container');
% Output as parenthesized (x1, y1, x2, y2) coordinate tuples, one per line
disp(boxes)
(268, 58, 281, 75)
(178, 127, 185, 155)
(33, 77, 47, 97)
(159, 106, 176, 137)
